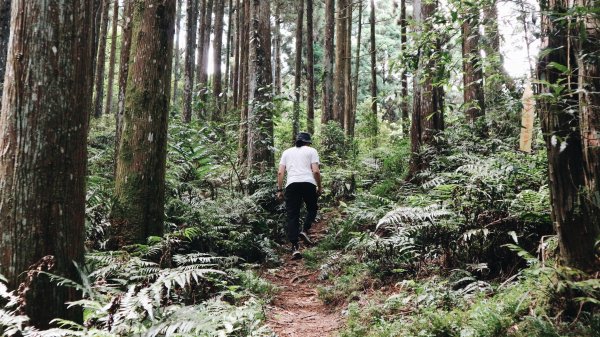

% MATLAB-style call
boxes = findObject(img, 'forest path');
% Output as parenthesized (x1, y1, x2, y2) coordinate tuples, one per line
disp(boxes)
(262, 214, 343, 336)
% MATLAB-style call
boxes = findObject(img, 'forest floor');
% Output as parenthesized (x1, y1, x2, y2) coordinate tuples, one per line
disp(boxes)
(262, 214, 343, 337)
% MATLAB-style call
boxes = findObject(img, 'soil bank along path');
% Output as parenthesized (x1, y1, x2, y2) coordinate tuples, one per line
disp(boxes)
(262, 216, 342, 336)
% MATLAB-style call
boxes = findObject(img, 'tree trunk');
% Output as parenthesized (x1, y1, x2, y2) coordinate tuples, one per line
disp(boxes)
(224, 0, 233, 111)
(293, 0, 304, 139)
(462, 4, 485, 122)
(197, 0, 214, 116)
(111, 0, 176, 248)
(232, 0, 240, 107)
(306, 0, 315, 134)
(322, 0, 335, 125)
(0, 1, 92, 327)
(333, 0, 348, 127)
(344, 1, 354, 136)
(237, 0, 250, 163)
(183, 0, 198, 123)
(104, 0, 120, 116)
(173, 0, 183, 103)
(212, 0, 225, 118)
(400, 0, 409, 134)
(0, 0, 11, 98)
(537, 0, 599, 271)
(352, 1, 363, 127)
(369, 0, 377, 135)
(408, 0, 444, 178)
(116, 0, 133, 153)
(93, 0, 110, 118)
(274, 2, 282, 96)
(247, 0, 274, 174)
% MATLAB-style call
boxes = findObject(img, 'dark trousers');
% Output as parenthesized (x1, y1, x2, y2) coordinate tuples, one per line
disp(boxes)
(285, 182, 318, 244)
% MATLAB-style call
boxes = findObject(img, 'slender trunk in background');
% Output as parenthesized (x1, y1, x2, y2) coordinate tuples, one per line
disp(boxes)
(232, 0, 240, 107)
(352, 1, 363, 126)
(274, 2, 282, 96)
(247, 0, 274, 174)
(116, 0, 133, 153)
(344, 2, 354, 136)
(183, 0, 198, 123)
(369, 0, 377, 135)
(322, 0, 335, 124)
(462, 4, 485, 123)
(333, 0, 347, 127)
(0, 1, 92, 327)
(91, 0, 102, 94)
(212, 0, 225, 119)
(0, 0, 11, 98)
(93, 0, 110, 118)
(306, 0, 315, 134)
(293, 0, 304, 138)
(196, 0, 207, 96)
(104, 0, 119, 116)
(238, 0, 250, 163)
(408, 0, 444, 178)
(400, 0, 409, 135)
(112, 0, 176, 248)
(198, 0, 214, 116)
(224, 0, 233, 111)
(173, 0, 183, 103)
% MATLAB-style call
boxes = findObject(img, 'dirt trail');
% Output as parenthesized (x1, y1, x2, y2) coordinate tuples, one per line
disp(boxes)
(263, 216, 342, 337)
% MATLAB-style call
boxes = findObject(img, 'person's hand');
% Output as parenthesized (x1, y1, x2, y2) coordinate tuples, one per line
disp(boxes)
(317, 187, 323, 196)
(276, 191, 284, 201)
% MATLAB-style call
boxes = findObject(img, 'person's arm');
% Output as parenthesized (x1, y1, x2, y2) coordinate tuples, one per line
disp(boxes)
(312, 162, 322, 195)
(277, 164, 286, 200)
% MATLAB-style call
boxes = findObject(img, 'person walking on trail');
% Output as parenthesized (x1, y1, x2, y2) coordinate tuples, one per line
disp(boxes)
(277, 132, 322, 260)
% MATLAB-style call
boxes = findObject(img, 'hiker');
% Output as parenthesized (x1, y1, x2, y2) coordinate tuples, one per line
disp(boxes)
(276, 132, 322, 259)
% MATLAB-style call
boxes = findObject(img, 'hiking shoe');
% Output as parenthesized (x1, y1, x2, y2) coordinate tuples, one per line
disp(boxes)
(291, 244, 302, 260)
(299, 231, 313, 245)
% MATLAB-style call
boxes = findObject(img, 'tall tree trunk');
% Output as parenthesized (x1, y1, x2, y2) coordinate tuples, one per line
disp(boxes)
(369, 0, 377, 135)
(408, 0, 444, 178)
(0, 0, 11, 98)
(352, 1, 363, 126)
(293, 0, 304, 138)
(333, 0, 348, 127)
(274, 2, 282, 96)
(232, 0, 240, 107)
(238, 0, 250, 163)
(173, 0, 183, 103)
(116, 0, 133, 154)
(197, 0, 214, 116)
(224, 0, 233, 111)
(344, 1, 354, 136)
(91, 0, 103, 95)
(306, 0, 315, 134)
(462, 4, 485, 123)
(0, 0, 92, 327)
(104, 0, 119, 116)
(212, 0, 225, 118)
(321, 0, 335, 124)
(111, 0, 176, 248)
(93, 0, 110, 118)
(537, 0, 599, 271)
(400, 0, 409, 134)
(183, 0, 198, 123)
(247, 0, 274, 174)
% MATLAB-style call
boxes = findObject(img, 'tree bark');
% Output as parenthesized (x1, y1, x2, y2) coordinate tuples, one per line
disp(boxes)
(93, 0, 110, 118)
(212, 0, 225, 118)
(293, 0, 304, 139)
(0, 0, 11, 98)
(321, 0, 335, 125)
(237, 0, 250, 162)
(104, 0, 120, 116)
(462, 4, 485, 122)
(116, 0, 133, 153)
(111, 0, 176, 248)
(344, 1, 353, 136)
(183, 0, 198, 123)
(0, 0, 92, 327)
(232, 0, 240, 107)
(306, 0, 315, 134)
(369, 0, 377, 135)
(173, 0, 183, 104)
(400, 0, 409, 133)
(274, 1, 282, 96)
(197, 0, 214, 116)
(352, 1, 363, 127)
(224, 0, 233, 111)
(247, 0, 274, 174)
(333, 0, 348, 127)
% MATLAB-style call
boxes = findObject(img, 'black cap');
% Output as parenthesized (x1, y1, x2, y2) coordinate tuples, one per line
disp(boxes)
(296, 132, 312, 144)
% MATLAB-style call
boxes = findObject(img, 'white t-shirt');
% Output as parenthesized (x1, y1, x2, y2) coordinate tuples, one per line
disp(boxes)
(279, 146, 320, 187)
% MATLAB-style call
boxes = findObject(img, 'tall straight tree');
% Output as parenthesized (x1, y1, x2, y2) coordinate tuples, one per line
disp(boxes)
(212, 0, 225, 118)
(400, 0, 409, 134)
(247, 0, 274, 173)
(306, 0, 315, 134)
(293, 0, 304, 138)
(112, 0, 176, 248)
(333, 0, 348, 127)
(369, 0, 378, 135)
(408, 0, 444, 178)
(462, 3, 485, 122)
(197, 0, 214, 116)
(93, 0, 110, 118)
(352, 1, 363, 124)
(273, 1, 282, 96)
(321, 0, 335, 124)
(237, 0, 250, 162)
(537, 0, 599, 270)
(223, 0, 234, 110)
(173, 0, 183, 102)
(116, 0, 133, 151)
(344, 1, 353, 135)
(0, 0, 92, 327)
(183, 0, 198, 122)
(0, 0, 11, 98)
(104, 0, 120, 116)
(232, 0, 241, 106)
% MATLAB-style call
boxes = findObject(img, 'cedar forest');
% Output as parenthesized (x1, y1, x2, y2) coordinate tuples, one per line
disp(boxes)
(0, 0, 599, 336)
